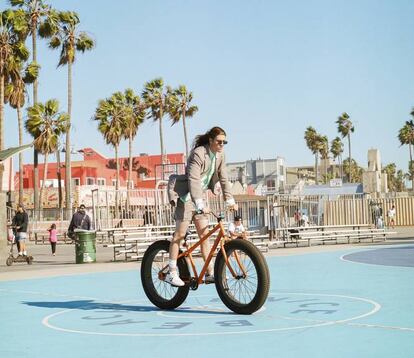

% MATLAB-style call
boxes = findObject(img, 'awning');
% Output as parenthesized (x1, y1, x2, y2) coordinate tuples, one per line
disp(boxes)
(0, 143, 33, 162)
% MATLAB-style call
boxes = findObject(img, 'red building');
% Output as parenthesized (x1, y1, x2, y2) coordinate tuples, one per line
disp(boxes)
(16, 148, 186, 190)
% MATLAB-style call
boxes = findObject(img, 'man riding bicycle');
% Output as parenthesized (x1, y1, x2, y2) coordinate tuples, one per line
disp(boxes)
(166, 126, 237, 287)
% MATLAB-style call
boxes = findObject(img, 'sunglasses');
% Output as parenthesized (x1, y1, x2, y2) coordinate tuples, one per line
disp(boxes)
(215, 139, 228, 145)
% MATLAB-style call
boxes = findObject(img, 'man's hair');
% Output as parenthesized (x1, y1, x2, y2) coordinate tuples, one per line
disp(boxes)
(79, 204, 86, 209)
(234, 216, 242, 221)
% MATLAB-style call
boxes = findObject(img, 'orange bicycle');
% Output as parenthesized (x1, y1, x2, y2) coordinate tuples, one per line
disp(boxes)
(140, 211, 270, 314)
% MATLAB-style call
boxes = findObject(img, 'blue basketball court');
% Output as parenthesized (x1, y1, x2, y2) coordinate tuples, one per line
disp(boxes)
(1, 244, 413, 358)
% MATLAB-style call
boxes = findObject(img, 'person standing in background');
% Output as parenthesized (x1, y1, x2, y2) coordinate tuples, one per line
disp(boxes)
(48, 223, 58, 256)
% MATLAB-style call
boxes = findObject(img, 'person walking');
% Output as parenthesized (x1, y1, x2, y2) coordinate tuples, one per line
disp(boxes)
(48, 223, 58, 255)
(166, 126, 237, 287)
(11, 204, 29, 256)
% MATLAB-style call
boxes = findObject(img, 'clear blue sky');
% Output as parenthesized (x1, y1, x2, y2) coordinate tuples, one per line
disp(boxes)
(4, 0, 414, 172)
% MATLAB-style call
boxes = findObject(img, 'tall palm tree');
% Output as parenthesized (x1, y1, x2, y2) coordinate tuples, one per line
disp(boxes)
(5, 61, 38, 204)
(25, 99, 68, 215)
(304, 126, 322, 184)
(9, 0, 56, 219)
(0, 9, 29, 151)
(398, 119, 414, 190)
(94, 94, 125, 216)
(330, 136, 344, 180)
(121, 89, 146, 192)
(142, 78, 172, 177)
(336, 112, 354, 182)
(47, 11, 94, 219)
(168, 85, 198, 157)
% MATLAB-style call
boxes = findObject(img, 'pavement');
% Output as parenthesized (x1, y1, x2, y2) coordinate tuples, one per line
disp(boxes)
(0, 226, 412, 281)
(0, 226, 413, 358)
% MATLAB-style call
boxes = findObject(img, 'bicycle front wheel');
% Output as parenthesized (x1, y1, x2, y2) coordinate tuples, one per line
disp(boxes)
(141, 240, 190, 310)
(214, 239, 270, 314)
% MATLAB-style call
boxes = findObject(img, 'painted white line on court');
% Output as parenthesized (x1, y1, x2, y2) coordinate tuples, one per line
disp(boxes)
(41, 292, 381, 337)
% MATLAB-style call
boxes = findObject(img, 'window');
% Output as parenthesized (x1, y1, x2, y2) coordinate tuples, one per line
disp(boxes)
(86, 177, 95, 185)
(97, 178, 106, 186)
(126, 180, 134, 189)
(111, 179, 118, 186)
(72, 178, 80, 186)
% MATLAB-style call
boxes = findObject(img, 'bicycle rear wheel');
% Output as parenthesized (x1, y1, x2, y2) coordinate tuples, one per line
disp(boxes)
(141, 240, 190, 310)
(214, 239, 270, 314)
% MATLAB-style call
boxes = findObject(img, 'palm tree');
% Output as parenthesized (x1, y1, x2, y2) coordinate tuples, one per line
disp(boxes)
(330, 136, 344, 180)
(25, 99, 68, 215)
(10, 0, 57, 220)
(336, 112, 354, 182)
(398, 119, 414, 190)
(48, 10, 94, 219)
(0, 9, 29, 151)
(318, 135, 329, 183)
(142, 78, 172, 177)
(304, 126, 322, 184)
(5, 61, 38, 204)
(94, 94, 125, 216)
(168, 85, 198, 157)
(343, 158, 363, 183)
(121, 89, 146, 192)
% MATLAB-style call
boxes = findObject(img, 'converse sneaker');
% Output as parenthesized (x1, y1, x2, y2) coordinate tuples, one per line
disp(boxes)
(165, 271, 185, 287)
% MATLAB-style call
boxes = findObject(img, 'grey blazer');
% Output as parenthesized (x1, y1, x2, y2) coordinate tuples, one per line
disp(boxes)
(168, 145, 233, 205)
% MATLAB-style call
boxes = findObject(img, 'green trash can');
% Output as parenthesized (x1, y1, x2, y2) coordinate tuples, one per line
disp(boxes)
(75, 230, 96, 264)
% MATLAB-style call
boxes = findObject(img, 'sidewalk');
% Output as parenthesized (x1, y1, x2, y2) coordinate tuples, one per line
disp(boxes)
(1, 226, 413, 282)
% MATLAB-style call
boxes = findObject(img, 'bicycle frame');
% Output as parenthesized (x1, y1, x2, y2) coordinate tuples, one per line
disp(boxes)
(168, 218, 247, 286)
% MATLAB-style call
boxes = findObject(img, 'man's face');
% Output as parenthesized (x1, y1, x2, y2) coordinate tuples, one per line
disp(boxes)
(79, 206, 85, 213)
(17, 206, 23, 213)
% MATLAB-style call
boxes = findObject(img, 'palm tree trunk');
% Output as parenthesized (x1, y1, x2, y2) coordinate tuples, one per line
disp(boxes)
(0, 74, 4, 202)
(56, 148, 63, 212)
(127, 134, 133, 209)
(39, 153, 48, 220)
(314, 153, 319, 184)
(348, 134, 352, 183)
(115, 145, 119, 219)
(65, 61, 73, 220)
(159, 106, 165, 179)
(32, 28, 39, 221)
(159, 111, 165, 162)
(0, 73, 4, 151)
(182, 111, 189, 158)
(409, 143, 413, 191)
(17, 106, 24, 205)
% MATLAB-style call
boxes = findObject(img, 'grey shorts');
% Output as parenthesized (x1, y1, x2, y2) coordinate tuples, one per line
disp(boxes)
(174, 199, 209, 223)
(15, 232, 27, 242)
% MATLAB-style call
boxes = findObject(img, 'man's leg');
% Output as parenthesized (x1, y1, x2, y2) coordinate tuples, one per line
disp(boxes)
(166, 219, 189, 287)
(20, 239, 26, 255)
(194, 217, 214, 277)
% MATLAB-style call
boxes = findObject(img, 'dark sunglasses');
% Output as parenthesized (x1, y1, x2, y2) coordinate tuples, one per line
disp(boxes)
(215, 139, 228, 145)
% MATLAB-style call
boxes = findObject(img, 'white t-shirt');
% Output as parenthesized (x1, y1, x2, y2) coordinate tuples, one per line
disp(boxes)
(229, 222, 245, 235)
(388, 208, 396, 218)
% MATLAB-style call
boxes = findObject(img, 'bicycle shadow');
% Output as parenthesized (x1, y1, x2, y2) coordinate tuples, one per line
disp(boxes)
(22, 300, 235, 315)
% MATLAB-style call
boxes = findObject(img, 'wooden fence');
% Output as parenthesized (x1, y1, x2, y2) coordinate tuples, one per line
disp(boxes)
(325, 196, 414, 226)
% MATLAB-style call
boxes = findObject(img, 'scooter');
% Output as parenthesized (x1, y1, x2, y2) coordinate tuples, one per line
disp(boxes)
(6, 227, 33, 266)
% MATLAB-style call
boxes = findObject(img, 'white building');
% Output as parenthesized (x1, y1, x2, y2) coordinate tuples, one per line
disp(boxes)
(227, 157, 286, 194)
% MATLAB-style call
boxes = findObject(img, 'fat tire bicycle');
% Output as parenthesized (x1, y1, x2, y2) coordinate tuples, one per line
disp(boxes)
(140, 212, 270, 315)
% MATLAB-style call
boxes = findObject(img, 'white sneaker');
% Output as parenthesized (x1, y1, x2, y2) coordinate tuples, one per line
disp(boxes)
(165, 271, 185, 287)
